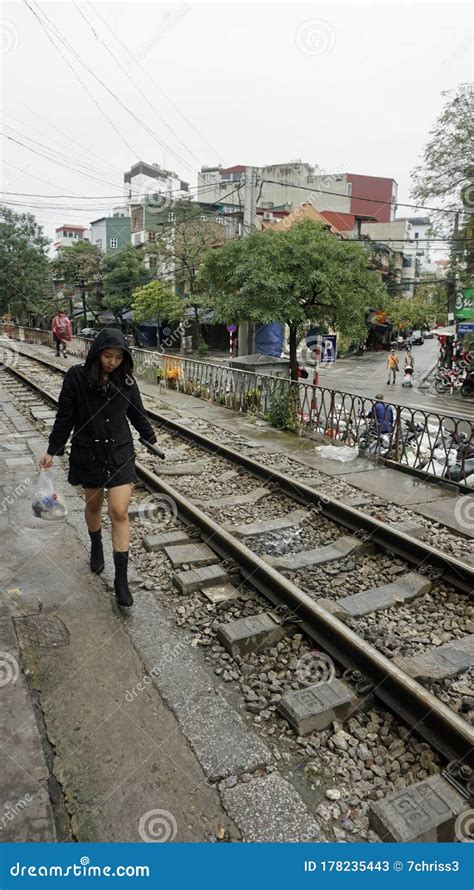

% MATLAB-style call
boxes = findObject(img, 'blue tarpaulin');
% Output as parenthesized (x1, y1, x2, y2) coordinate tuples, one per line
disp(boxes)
(255, 323, 285, 357)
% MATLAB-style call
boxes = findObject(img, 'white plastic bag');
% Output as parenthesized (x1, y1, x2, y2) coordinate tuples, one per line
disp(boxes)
(316, 444, 359, 462)
(32, 470, 68, 521)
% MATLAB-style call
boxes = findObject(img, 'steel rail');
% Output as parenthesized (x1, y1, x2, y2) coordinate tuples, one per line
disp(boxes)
(4, 346, 474, 594)
(144, 407, 474, 596)
(2, 361, 474, 766)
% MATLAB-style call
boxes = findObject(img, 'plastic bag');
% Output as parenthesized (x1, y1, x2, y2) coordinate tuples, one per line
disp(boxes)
(32, 470, 68, 521)
(316, 444, 359, 462)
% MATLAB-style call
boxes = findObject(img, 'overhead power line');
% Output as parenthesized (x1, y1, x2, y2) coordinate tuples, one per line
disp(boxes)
(23, 0, 138, 157)
(72, 0, 202, 171)
(15, 97, 124, 178)
(87, 0, 223, 165)
(258, 178, 471, 216)
(26, 0, 196, 177)
(1, 124, 123, 189)
(1, 130, 126, 191)
(2, 110, 123, 182)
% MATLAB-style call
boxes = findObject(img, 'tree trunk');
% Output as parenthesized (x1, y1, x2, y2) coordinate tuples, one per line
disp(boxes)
(289, 324, 298, 381)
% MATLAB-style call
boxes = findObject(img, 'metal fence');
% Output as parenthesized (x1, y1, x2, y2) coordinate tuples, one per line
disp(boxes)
(2, 325, 473, 484)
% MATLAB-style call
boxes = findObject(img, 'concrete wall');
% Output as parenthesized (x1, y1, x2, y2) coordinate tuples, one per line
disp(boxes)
(198, 166, 370, 215)
(104, 217, 131, 252)
(90, 219, 107, 253)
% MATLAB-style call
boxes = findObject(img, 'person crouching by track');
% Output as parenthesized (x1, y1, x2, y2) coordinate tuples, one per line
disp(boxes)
(38, 328, 158, 608)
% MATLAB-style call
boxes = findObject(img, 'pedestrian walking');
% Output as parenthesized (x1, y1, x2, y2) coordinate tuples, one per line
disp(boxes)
(51, 309, 72, 357)
(38, 328, 158, 608)
(386, 348, 399, 385)
(404, 349, 415, 371)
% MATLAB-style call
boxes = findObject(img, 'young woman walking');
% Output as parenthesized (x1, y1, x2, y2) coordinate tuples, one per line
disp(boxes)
(39, 328, 158, 608)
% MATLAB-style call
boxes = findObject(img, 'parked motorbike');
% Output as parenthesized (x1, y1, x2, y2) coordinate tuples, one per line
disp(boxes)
(434, 367, 467, 394)
(460, 371, 474, 398)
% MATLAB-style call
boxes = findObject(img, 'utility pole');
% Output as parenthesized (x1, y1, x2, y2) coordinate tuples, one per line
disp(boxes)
(242, 166, 257, 237)
(447, 211, 459, 324)
(238, 166, 257, 356)
(79, 278, 87, 328)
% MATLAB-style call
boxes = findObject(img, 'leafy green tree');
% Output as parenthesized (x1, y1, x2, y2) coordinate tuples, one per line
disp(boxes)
(411, 84, 473, 286)
(165, 199, 225, 346)
(200, 219, 386, 378)
(102, 244, 146, 322)
(132, 279, 186, 328)
(0, 206, 51, 322)
(385, 296, 427, 331)
(53, 241, 103, 319)
(414, 282, 448, 326)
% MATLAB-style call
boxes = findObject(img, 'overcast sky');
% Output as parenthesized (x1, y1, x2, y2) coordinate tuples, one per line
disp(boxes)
(1, 1, 471, 248)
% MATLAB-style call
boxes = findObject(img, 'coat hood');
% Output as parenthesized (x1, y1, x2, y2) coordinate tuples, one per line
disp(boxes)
(84, 327, 133, 370)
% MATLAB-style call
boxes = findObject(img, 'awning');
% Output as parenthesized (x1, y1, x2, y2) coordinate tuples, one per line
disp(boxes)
(72, 310, 95, 322)
(430, 326, 457, 337)
(97, 310, 134, 323)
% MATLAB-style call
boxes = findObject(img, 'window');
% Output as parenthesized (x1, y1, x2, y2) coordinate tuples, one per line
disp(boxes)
(414, 232, 419, 239)
(68, 231, 74, 237)
(346, 183, 352, 196)
(168, 212, 175, 223)
(148, 231, 156, 242)
(109, 237, 118, 249)
(200, 215, 208, 222)
(95, 238, 102, 248)
(402, 256, 412, 268)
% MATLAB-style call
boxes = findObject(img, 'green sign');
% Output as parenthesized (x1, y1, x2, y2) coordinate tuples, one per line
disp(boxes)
(455, 288, 474, 321)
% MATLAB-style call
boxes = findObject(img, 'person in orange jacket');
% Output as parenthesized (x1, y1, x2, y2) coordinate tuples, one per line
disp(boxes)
(51, 309, 72, 357)
(386, 348, 399, 385)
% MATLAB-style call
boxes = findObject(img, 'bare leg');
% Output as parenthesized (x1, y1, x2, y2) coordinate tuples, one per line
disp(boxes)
(107, 484, 132, 551)
(84, 487, 105, 532)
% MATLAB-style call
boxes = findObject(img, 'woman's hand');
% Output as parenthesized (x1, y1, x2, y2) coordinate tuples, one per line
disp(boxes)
(39, 453, 54, 470)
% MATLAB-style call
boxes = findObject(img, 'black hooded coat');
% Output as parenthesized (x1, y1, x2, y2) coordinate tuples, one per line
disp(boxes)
(47, 328, 157, 488)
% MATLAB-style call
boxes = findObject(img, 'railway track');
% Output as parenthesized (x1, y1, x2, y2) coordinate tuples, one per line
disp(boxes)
(1, 345, 473, 841)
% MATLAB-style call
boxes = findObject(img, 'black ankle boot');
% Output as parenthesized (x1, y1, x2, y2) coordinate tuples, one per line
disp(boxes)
(89, 529, 104, 574)
(113, 551, 133, 607)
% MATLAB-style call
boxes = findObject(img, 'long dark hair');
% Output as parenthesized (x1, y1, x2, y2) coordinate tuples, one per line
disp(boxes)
(86, 352, 134, 392)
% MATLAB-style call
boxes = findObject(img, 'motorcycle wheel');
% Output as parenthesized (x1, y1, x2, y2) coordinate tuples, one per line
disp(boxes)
(435, 380, 449, 394)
